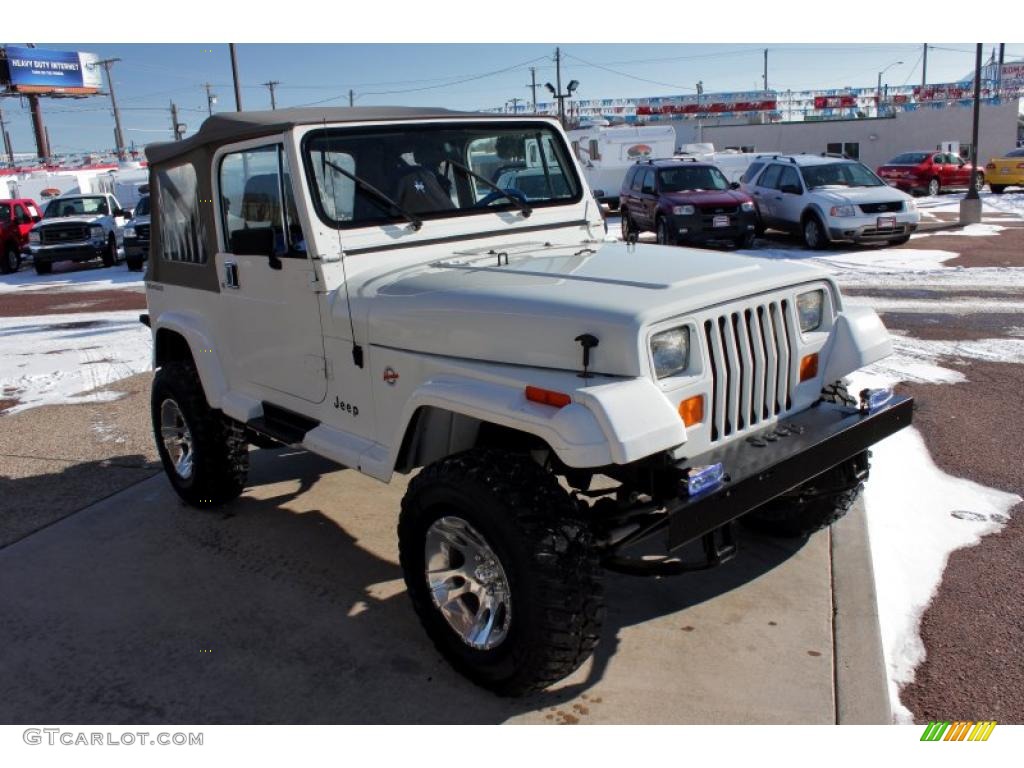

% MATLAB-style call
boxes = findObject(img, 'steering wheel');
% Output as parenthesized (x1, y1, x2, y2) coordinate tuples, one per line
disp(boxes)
(474, 187, 529, 209)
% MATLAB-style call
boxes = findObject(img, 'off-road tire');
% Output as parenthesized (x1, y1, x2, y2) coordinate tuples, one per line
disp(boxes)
(151, 361, 248, 507)
(990, 184, 1005, 195)
(126, 253, 145, 272)
(742, 380, 865, 537)
(802, 214, 828, 250)
(398, 449, 604, 696)
(2, 245, 19, 275)
(927, 177, 941, 197)
(34, 259, 52, 275)
(101, 235, 117, 267)
(656, 216, 675, 246)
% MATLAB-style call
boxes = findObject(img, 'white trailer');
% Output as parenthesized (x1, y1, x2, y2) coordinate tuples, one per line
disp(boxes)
(567, 124, 677, 207)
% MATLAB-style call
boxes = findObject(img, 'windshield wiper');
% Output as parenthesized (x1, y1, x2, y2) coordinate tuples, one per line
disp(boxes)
(324, 159, 422, 231)
(444, 158, 533, 218)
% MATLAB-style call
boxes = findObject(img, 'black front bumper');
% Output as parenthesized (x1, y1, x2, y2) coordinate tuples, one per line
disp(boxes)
(30, 244, 105, 263)
(662, 395, 913, 550)
(670, 210, 758, 242)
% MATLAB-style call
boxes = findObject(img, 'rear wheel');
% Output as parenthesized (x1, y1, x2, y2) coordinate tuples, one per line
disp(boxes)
(398, 449, 604, 696)
(927, 177, 941, 197)
(620, 211, 635, 241)
(152, 361, 248, 507)
(990, 184, 1005, 195)
(2, 245, 19, 275)
(34, 259, 52, 275)
(802, 215, 828, 250)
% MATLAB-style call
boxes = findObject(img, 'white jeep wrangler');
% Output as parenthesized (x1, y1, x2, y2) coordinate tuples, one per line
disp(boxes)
(141, 108, 912, 695)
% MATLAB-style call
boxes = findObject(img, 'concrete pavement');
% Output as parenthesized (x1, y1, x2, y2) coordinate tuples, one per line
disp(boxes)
(0, 445, 889, 724)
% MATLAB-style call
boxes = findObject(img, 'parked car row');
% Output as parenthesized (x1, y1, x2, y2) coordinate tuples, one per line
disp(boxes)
(0, 192, 150, 275)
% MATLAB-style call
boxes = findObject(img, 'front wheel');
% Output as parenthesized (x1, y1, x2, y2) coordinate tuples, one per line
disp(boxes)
(152, 361, 248, 507)
(126, 253, 145, 272)
(398, 449, 604, 696)
(888, 235, 911, 246)
(927, 177, 941, 197)
(101, 234, 117, 267)
(656, 216, 675, 246)
(802, 215, 828, 250)
(620, 211, 635, 241)
(2, 245, 19, 275)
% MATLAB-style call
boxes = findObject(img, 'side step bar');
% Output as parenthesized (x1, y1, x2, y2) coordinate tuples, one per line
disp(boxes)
(246, 402, 319, 446)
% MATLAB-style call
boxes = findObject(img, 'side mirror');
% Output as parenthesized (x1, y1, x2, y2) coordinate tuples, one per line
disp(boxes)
(592, 189, 605, 200)
(729, 181, 740, 190)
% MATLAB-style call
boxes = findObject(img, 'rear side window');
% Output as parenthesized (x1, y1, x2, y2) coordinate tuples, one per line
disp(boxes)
(740, 161, 764, 184)
(220, 144, 305, 257)
(155, 163, 207, 265)
(630, 166, 644, 192)
(758, 164, 782, 189)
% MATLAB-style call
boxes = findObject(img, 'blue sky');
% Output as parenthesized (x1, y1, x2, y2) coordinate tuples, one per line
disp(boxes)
(2, 43, 1020, 155)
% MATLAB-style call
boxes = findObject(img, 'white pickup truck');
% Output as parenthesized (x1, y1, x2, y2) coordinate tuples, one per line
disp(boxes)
(26, 193, 130, 274)
(140, 107, 912, 695)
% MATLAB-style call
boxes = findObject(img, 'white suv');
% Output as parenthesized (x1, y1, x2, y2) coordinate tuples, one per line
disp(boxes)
(741, 154, 920, 249)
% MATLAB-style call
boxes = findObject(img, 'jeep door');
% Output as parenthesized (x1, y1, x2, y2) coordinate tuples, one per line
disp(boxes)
(215, 141, 328, 404)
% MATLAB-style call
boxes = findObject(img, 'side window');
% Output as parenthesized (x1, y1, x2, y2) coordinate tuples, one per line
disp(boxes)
(777, 166, 801, 192)
(220, 145, 306, 257)
(740, 161, 764, 184)
(932, 154, 945, 164)
(641, 168, 656, 194)
(155, 162, 207, 265)
(589, 139, 601, 161)
(630, 166, 643, 192)
(13, 205, 29, 224)
(758, 164, 782, 189)
(843, 142, 860, 160)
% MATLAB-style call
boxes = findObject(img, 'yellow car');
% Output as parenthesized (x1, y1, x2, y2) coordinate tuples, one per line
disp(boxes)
(986, 147, 1024, 193)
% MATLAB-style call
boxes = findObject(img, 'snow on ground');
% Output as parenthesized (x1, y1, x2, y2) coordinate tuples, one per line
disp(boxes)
(0, 260, 143, 294)
(0, 310, 152, 414)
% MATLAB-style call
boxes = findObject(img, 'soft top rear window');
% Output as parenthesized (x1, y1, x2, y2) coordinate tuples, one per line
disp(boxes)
(303, 121, 582, 228)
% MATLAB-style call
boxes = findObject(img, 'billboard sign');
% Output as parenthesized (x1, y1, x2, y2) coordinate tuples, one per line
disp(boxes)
(999, 63, 1024, 87)
(2, 46, 102, 95)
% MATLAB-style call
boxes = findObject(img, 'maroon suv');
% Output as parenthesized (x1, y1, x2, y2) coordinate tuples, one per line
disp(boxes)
(876, 151, 985, 197)
(619, 159, 758, 249)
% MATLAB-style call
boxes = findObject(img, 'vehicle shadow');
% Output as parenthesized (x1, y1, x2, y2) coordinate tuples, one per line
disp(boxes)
(0, 447, 808, 724)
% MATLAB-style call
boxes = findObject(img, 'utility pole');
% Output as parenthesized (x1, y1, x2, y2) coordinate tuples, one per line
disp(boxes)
(527, 67, 538, 112)
(203, 83, 217, 116)
(348, 89, 354, 107)
(921, 43, 928, 89)
(966, 43, 982, 202)
(229, 44, 243, 111)
(95, 58, 125, 159)
(696, 80, 704, 143)
(27, 95, 50, 161)
(997, 43, 1005, 93)
(170, 101, 184, 140)
(763, 48, 768, 92)
(555, 47, 564, 124)
(508, 97, 521, 114)
(0, 107, 13, 164)
(262, 80, 280, 110)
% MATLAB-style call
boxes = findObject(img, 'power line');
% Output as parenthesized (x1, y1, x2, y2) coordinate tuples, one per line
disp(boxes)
(562, 52, 698, 92)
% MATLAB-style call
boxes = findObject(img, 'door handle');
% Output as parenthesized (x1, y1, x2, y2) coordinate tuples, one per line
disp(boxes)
(223, 261, 239, 289)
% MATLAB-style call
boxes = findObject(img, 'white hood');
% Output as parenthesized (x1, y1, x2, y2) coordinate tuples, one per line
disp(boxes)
(810, 186, 910, 206)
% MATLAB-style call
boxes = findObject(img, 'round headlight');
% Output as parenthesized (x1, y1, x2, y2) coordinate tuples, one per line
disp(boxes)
(797, 289, 825, 332)
(651, 327, 690, 379)
(672, 205, 696, 216)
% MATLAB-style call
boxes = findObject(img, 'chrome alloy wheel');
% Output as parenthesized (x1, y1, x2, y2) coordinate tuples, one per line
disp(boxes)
(160, 398, 194, 480)
(424, 516, 512, 650)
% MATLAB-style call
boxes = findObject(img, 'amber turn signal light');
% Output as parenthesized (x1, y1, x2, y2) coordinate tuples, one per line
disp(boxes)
(799, 353, 819, 382)
(678, 395, 704, 427)
(525, 386, 571, 408)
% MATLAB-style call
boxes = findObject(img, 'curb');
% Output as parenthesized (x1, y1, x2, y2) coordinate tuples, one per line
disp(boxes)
(830, 498, 892, 724)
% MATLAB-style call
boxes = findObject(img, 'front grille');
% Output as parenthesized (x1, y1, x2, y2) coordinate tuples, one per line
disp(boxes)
(703, 299, 795, 443)
(40, 224, 90, 244)
(135, 224, 150, 240)
(859, 201, 903, 214)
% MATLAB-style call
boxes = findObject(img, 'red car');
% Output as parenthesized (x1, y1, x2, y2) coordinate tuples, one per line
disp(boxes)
(876, 151, 985, 197)
(1, 197, 42, 274)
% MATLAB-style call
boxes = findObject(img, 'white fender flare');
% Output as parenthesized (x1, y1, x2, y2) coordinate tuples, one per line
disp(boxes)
(822, 305, 893, 384)
(152, 312, 229, 410)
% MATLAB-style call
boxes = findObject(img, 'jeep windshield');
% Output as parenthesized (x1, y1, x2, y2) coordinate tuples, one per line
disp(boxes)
(800, 162, 883, 189)
(658, 165, 730, 192)
(304, 122, 581, 228)
(42, 196, 109, 218)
